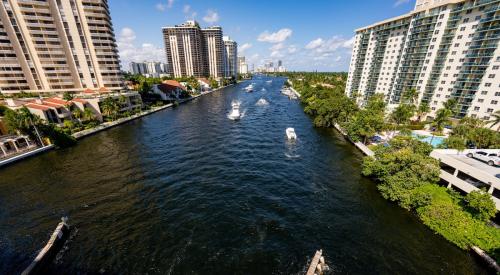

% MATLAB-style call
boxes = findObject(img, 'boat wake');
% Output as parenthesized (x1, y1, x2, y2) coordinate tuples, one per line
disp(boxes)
(284, 152, 301, 159)
(256, 98, 269, 106)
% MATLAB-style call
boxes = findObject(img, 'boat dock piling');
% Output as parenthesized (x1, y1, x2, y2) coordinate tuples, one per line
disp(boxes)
(306, 249, 329, 275)
(22, 217, 70, 275)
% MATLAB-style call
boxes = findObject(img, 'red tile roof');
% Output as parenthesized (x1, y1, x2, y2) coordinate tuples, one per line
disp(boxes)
(44, 97, 71, 105)
(98, 87, 109, 93)
(162, 80, 185, 89)
(71, 98, 88, 104)
(25, 103, 50, 111)
(156, 83, 184, 93)
(83, 88, 96, 94)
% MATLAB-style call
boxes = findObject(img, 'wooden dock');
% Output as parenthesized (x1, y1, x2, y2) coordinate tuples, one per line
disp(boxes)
(22, 218, 70, 275)
(306, 249, 329, 275)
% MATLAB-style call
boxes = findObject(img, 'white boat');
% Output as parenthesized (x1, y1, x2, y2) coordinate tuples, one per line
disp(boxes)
(266, 80, 272, 84)
(244, 84, 254, 92)
(286, 128, 297, 140)
(228, 101, 241, 120)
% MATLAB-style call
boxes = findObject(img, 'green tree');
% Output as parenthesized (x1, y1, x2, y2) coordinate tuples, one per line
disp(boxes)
(443, 136, 466, 153)
(402, 88, 419, 105)
(100, 97, 120, 120)
(83, 107, 95, 122)
(443, 98, 459, 116)
(72, 108, 83, 121)
(390, 103, 416, 126)
(416, 102, 430, 122)
(464, 190, 497, 222)
(431, 108, 452, 133)
(3, 107, 41, 138)
(488, 110, 500, 131)
(62, 91, 74, 101)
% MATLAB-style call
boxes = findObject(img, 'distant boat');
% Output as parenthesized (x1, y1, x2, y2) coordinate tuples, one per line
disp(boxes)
(266, 80, 272, 84)
(228, 101, 241, 120)
(286, 128, 297, 140)
(244, 84, 254, 92)
(256, 98, 269, 106)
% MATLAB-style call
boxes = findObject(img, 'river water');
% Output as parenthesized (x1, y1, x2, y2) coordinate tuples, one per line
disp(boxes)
(0, 76, 487, 274)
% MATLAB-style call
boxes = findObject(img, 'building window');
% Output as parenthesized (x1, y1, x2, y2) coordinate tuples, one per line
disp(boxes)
(487, 108, 494, 113)
(492, 100, 498, 105)
(474, 106, 480, 111)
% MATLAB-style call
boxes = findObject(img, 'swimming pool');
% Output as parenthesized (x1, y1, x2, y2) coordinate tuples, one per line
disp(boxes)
(412, 132, 446, 147)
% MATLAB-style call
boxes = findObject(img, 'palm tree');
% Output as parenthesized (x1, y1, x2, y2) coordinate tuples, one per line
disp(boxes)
(83, 107, 95, 122)
(402, 88, 419, 105)
(416, 102, 430, 122)
(72, 108, 83, 122)
(100, 98, 120, 120)
(488, 110, 500, 131)
(432, 108, 452, 133)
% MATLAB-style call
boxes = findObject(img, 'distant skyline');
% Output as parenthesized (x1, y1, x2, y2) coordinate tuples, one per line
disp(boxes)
(110, 0, 416, 72)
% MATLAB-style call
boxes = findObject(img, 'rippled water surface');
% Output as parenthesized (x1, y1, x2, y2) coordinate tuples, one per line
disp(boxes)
(0, 77, 488, 274)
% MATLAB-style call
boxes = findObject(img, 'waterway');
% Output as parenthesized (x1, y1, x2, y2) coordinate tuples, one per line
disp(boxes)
(0, 76, 488, 274)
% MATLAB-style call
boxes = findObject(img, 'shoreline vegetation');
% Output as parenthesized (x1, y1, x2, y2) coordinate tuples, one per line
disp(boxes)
(0, 76, 238, 165)
(277, 72, 500, 263)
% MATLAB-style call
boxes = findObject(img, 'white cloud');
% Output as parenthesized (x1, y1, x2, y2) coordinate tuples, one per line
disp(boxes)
(270, 43, 285, 51)
(239, 43, 252, 52)
(394, 0, 410, 7)
(156, 3, 166, 11)
(305, 38, 324, 50)
(270, 50, 284, 58)
(156, 0, 174, 11)
(335, 56, 342, 62)
(203, 10, 219, 24)
(287, 45, 298, 54)
(117, 27, 165, 70)
(183, 4, 197, 19)
(257, 28, 292, 43)
(305, 36, 355, 53)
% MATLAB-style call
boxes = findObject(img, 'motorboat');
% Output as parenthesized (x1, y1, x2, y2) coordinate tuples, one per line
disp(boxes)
(286, 127, 297, 140)
(228, 101, 241, 120)
(244, 84, 254, 92)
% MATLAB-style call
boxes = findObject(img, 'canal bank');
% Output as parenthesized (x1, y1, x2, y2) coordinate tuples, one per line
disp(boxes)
(0, 77, 489, 274)
(0, 83, 237, 168)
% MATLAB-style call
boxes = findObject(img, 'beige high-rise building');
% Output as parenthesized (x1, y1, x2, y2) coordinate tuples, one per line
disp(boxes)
(203, 26, 224, 78)
(223, 36, 238, 78)
(0, 0, 123, 95)
(162, 21, 230, 79)
(346, 0, 500, 122)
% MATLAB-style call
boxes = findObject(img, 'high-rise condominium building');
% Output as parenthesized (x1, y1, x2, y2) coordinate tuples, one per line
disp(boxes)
(163, 21, 205, 78)
(203, 26, 224, 78)
(130, 61, 168, 77)
(223, 36, 238, 77)
(0, 0, 123, 94)
(346, 0, 500, 121)
(163, 21, 230, 79)
(238, 56, 248, 74)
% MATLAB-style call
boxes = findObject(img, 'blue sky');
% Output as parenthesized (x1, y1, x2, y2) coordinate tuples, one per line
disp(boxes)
(110, 0, 416, 72)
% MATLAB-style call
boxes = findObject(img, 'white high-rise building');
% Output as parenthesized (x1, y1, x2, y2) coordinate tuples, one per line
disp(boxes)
(223, 36, 238, 77)
(346, 0, 500, 122)
(0, 0, 123, 94)
(203, 26, 225, 78)
(238, 56, 248, 74)
(130, 62, 168, 77)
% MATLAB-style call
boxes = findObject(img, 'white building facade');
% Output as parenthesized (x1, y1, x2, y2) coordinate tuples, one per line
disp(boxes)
(223, 36, 238, 78)
(346, 0, 500, 122)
